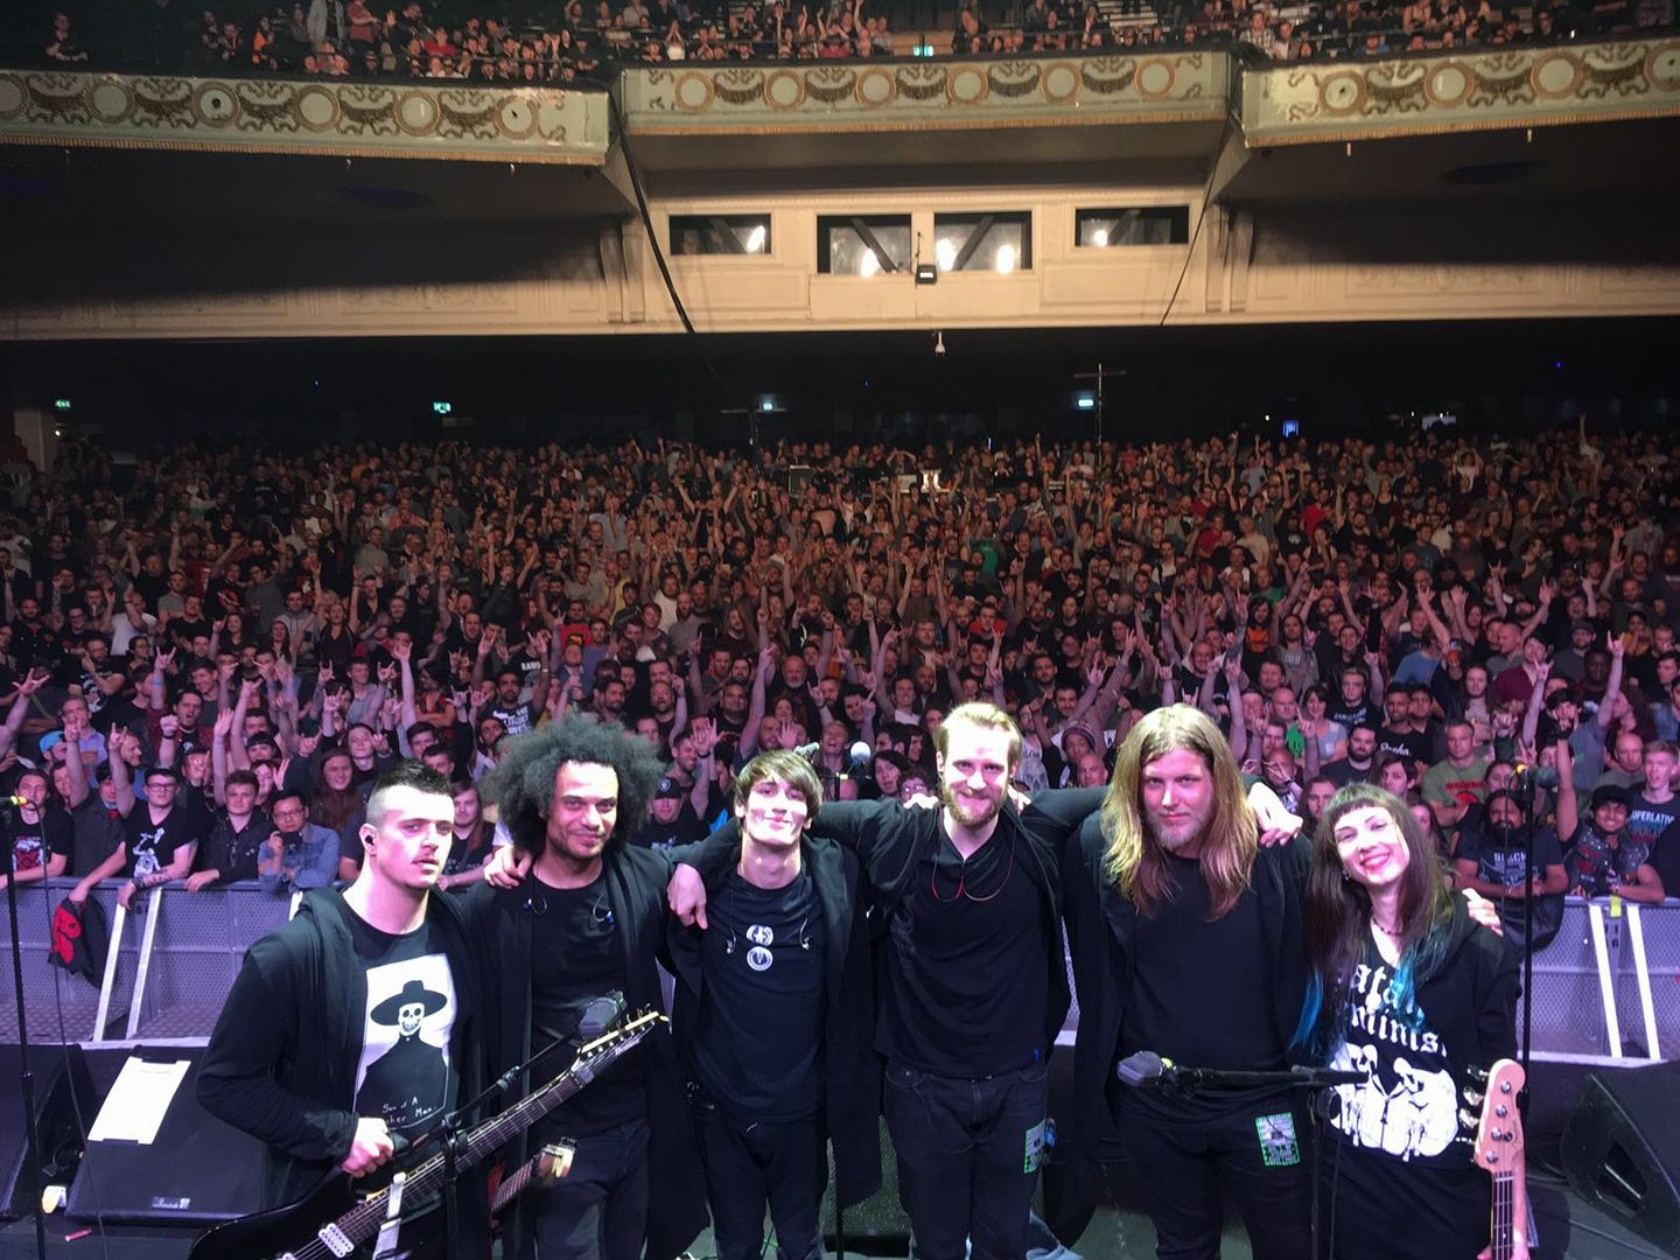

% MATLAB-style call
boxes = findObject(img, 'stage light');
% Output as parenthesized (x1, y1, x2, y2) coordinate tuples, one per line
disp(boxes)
(860, 249, 881, 278)
(995, 244, 1017, 275)
(1076, 392, 1096, 410)
(935, 239, 957, 272)
(433, 401, 452, 416)
(54, 398, 71, 412)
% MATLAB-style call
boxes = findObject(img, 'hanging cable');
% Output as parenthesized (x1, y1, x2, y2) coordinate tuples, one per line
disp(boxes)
(1157, 109, 1238, 329)
(605, 85, 741, 408)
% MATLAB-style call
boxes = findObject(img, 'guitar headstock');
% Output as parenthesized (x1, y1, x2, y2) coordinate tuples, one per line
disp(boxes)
(1473, 1058, 1526, 1174)
(576, 1009, 666, 1063)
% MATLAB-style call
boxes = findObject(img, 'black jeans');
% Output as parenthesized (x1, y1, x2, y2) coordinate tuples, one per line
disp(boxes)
(527, 1117, 650, 1260)
(1117, 1102, 1314, 1260)
(881, 1059, 1049, 1260)
(691, 1091, 827, 1260)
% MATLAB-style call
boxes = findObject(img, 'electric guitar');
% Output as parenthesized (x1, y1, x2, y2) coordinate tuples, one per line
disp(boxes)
(1472, 1058, 1530, 1260)
(187, 1011, 663, 1260)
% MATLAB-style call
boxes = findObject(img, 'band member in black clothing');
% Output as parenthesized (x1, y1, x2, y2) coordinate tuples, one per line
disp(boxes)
(469, 716, 707, 1260)
(1298, 785, 1526, 1260)
(197, 763, 491, 1260)
(673, 702, 1102, 1260)
(1061, 705, 1316, 1260)
(667, 749, 879, 1260)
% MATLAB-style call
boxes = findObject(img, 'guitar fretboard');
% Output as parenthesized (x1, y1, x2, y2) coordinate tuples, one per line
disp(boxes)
(1491, 1169, 1514, 1260)
(264, 1018, 655, 1260)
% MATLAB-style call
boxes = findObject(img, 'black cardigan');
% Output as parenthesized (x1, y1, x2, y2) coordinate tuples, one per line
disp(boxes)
(460, 845, 709, 1260)
(666, 830, 883, 1208)
(1387, 896, 1521, 1081)
(1055, 817, 1314, 1239)
(196, 888, 492, 1231)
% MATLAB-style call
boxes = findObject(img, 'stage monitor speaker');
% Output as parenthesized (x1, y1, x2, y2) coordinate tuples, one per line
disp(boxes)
(66, 1047, 266, 1226)
(1561, 1061, 1680, 1255)
(0, 1044, 96, 1221)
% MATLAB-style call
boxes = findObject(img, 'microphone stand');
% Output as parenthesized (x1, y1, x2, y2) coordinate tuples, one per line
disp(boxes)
(1122, 1058, 1366, 1260)
(1137, 1063, 1368, 1093)
(1518, 768, 1539, 1106)
(3, 802, 49, 1260)
(395, 992, 627, 1260)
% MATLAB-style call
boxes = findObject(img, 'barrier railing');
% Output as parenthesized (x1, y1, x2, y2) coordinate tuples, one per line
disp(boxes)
(0, 878, 141, 1043)
(123, 882, 296, 1040)
(2, 883, 1676, 1053)
(1519, 897, 1674, 1062)
(0, 878, 295, 1044)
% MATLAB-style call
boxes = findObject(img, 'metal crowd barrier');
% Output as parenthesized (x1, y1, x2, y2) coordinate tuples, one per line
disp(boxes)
(1525, 896, 1677, 1062)
(124, 883, 297, 1040)
(0, 877, 296, 1044)
(0, 878, 141, 1043)
(4, 883, 1675, 1055)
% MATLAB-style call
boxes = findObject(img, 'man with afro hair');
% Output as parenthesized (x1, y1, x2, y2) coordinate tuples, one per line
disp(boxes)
(462, 714, 707, 1260)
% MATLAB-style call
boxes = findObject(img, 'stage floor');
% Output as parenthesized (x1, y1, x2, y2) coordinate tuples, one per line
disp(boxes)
(0, 1161, 1665, 1260)
(0, 1055, 1670, 1260)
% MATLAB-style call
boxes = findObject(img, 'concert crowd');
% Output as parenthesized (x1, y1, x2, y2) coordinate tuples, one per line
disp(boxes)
(24, 0, 1674, 82)
(0, 418, 1674, 908)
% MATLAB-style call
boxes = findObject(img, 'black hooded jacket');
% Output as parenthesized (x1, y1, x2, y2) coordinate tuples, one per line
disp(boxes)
(197, 888, 491, 1232)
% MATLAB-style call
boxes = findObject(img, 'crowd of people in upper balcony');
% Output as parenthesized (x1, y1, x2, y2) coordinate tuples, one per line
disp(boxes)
(23, 0, 1675, 80)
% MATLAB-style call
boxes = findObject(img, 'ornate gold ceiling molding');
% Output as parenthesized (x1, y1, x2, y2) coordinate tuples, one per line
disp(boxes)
(1242, 39, 1680, 144)
(0, 71, 610, 162)
(615, 52, 1232, 131)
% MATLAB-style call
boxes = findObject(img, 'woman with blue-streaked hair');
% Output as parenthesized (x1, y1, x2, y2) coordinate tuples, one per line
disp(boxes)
(1296, 784, 1527, 1260)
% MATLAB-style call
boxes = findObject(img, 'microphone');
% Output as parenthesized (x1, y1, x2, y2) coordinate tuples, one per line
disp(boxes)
(1116, 1050, 1169, 1088)
(847, 741, 872, 769)
(0, 796, 28, 808)
(793, 742, 822, 760)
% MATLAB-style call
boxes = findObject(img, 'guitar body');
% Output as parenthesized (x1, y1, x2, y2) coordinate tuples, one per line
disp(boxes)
(187, 1013, 662, 1260)
(188, 1175, 359, 1260)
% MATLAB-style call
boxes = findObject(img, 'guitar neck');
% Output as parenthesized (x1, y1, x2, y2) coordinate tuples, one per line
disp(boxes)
(329, 1018, 654, 1249)
(1475, 1058, 1529, 1260)
(1490, 1170, 1515, 1260)
(492, 1158, 538, 1216)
